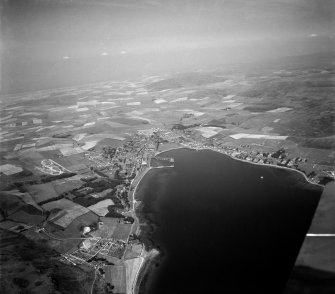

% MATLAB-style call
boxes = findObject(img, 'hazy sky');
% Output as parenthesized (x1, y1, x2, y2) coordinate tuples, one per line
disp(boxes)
(3, 0, 334, 55)
(1, 0, 334, 92)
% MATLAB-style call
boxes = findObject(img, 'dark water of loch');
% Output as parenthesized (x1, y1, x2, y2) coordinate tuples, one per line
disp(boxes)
(135, 148, 322, 294)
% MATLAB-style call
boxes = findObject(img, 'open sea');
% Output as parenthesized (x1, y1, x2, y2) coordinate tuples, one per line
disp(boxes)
(135, 148, 322, 294)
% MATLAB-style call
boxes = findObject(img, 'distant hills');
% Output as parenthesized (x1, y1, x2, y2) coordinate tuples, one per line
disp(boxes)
(1, 48, 334, 94)
(265, 52, 335, 70)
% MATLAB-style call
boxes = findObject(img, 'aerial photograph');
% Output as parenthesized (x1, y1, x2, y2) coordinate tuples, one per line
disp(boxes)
(0, 0, 334, 293)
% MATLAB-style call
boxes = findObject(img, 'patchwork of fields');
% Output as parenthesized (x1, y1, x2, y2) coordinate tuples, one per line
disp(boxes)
(0, 66, 334, 293)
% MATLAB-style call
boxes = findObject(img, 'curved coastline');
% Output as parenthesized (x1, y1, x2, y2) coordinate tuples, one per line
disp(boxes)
(130, 165, 173, 294)
(131, 145, 324, 293)
(155, 146, 324, 189)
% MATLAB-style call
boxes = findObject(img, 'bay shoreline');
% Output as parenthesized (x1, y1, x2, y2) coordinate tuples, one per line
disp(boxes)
(131, 145, 324, 293)
(156, 145, 324, 188)
(130, 164, 173, 294)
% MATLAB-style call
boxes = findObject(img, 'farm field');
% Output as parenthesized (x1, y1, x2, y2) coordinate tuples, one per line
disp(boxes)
(0, 54, 334, 294)
(125, 243, 143, 260)
(105, 264, 127, 293)
(42, 199, 89, 228)
(26, 183, 58, 203)
(87, 199, 114, 216)
(125, 258, 142, 294)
